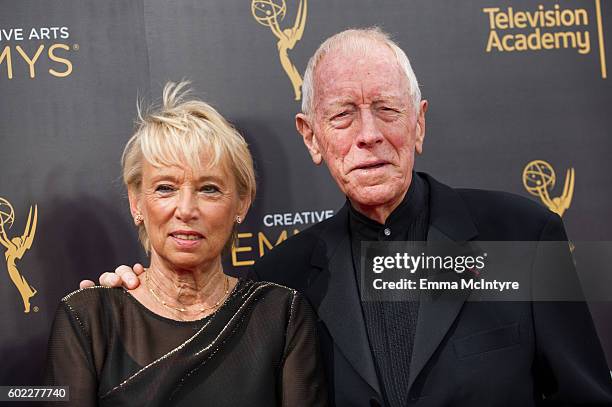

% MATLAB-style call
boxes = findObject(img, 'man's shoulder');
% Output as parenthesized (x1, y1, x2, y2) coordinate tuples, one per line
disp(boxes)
(456, 187, 550, 218)
(253, 211, 341, 285)
(454, 187, 558, 239)
(423, 172, 558, 239)
(266, 212, 339, 256)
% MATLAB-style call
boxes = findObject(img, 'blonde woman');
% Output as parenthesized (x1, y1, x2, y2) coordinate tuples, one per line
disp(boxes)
(45, 82, 327, 407)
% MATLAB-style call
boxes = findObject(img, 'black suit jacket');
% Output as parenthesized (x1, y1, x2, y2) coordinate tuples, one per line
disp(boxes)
(253, 173, 612, 406)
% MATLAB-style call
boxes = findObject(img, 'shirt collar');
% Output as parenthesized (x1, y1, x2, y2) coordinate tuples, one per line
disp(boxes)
(348, 172, 427, 238)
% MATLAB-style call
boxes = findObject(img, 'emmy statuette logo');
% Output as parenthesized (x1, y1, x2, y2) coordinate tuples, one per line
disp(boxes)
(522, 160, 575, 217)
(251, 0, 308, 100)
(0, 197, 38, 313)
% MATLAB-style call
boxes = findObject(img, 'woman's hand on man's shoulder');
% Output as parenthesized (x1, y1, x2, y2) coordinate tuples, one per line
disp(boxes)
(78, 263, 145, 290)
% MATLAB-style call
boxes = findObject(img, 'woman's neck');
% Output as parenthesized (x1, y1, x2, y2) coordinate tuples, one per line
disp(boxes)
(146, 254, 227, 309)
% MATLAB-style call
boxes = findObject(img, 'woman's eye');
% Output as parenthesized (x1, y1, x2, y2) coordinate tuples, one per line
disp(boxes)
(155, 185, 175, 193)
(201, 185, 220, 193)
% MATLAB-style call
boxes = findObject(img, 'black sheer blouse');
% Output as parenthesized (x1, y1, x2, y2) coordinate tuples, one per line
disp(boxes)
(44, 279, 327, 407)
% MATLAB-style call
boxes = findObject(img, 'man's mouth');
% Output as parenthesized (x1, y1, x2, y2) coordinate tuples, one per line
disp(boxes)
(352, 160, 389, 171)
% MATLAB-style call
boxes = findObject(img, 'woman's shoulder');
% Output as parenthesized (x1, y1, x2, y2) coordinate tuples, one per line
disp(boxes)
(240, 279, 299, 300)
(58, 286, 126, 317)
(238, 279, 311, 318)
(48, 287, 127, 343)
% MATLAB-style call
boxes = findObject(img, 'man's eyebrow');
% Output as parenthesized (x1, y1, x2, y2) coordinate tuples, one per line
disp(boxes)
(372, 93, 403, 102)
(321, 99, 355, 112)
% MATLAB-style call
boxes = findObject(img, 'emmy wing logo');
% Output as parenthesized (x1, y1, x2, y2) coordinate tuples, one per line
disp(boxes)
(0, 197, 38, 313)
(522, 160, 575, 217)
(251, 0, 308, 100)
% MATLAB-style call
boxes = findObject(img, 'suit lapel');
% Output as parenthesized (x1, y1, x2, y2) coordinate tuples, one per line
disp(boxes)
(306, 204, 381, 397)
(303, 174, 480, 396)
(408, 174, 480, 391)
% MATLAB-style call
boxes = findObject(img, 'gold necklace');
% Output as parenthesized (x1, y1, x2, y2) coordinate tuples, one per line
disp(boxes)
(145, 270, 230, 315)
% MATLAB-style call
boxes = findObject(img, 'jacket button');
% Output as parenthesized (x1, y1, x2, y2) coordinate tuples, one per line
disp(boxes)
(369, 399, 382, 407)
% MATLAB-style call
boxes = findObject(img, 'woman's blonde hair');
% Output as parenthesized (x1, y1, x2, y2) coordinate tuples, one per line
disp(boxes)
(122, 81, 256, 252)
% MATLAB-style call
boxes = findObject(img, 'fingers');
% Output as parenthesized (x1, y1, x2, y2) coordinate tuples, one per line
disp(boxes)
(115, 265, 141, 289)
(133, 263, 145, 276)
(99, 272, 121, 288)
(79, 280, 95, 290)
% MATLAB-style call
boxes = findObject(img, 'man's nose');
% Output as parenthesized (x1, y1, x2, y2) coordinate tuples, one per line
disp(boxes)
(175, 189, 198, 221)
(355, 107, 384, 148)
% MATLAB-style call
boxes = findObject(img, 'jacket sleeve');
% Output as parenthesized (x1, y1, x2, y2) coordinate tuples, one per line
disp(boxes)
(531, 212, 612, 404)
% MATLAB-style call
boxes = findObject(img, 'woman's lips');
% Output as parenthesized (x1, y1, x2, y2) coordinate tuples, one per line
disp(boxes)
(169, 231, 203, 248)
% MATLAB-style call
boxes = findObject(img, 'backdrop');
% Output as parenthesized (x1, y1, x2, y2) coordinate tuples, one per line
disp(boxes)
(1, 0, 610, 386)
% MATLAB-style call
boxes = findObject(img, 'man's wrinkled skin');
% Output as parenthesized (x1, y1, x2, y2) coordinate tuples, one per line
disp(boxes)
(296, 44, 426, 224)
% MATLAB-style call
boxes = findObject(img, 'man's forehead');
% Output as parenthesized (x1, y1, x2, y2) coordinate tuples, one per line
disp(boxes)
(316, 45, 398, 77)
(313, 45, 407, 103)
(314, 66, 408, 108)
(319, 89, 405, 107)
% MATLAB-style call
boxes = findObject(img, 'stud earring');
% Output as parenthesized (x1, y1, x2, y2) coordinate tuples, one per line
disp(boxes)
(235, 216, 242, 224)
(134, 214, 144, 225)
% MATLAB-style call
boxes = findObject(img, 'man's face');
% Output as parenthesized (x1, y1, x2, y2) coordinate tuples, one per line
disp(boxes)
(297, 43, 427, 214)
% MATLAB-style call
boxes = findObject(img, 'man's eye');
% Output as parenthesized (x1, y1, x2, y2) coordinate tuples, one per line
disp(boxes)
(332, 111, 350, 120)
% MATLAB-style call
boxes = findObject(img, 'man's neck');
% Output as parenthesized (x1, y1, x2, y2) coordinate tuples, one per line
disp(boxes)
(350, 188, 409, 224)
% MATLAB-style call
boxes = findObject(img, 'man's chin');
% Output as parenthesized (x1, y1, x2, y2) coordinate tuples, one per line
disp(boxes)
(346, 184, 403, 208)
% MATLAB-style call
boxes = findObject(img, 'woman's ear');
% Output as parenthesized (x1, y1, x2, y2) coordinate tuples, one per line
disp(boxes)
(236, 195, 251, 224)
(128, 188, 142, 224)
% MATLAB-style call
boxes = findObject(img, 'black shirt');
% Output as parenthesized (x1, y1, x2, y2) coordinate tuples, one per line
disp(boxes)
(349, 173, 430, 407)
(44, 280, 327, 406)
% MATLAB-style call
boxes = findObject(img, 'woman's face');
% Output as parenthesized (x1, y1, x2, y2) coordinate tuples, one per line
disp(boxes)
(130, 158, 247, 271)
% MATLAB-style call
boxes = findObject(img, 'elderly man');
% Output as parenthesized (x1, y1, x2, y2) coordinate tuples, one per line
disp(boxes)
(86, 28, 612, 406)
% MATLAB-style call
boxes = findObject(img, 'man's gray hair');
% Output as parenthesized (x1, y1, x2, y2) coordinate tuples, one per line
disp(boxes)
(301, 27, 421, 115)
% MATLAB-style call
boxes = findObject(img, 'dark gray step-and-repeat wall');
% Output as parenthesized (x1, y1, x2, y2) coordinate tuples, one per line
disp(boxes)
(1, 0, 610, 385)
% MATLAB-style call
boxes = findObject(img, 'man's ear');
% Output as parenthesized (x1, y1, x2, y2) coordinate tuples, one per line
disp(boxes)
(127, 188, 142, 223)
(296, 113, 322, 165)
(415, 100, 428, 155)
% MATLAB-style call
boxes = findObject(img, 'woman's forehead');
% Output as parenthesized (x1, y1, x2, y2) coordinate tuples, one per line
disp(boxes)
(142, 157, 231, 181)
